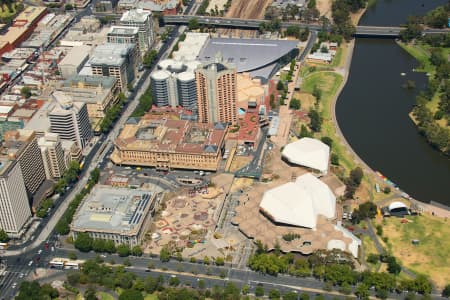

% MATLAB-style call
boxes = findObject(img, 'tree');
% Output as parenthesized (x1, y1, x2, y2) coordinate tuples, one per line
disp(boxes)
(283, 291, 299, 300)
(68, 252, 77, 260)
(399, 16, 423, 42)
(242, 284, 250, 295)
(269, 289, 281, 299)
(143, 49, 158, 67)
(198, 279, 206, 289)
(312, 86, 322, 101)
(367, 253, 379, 264)
(215, 256, 225, 266)
(74, 233, 93, 252)
(339, 282, 352, 295)
(203, 256, 210, 265)
(289, 98, 301, 110)
(84, 287, 97, 300)
(299, 293, 310, 300)
(160, 246, 171, 262)
(331, 153, 339, 165)
(308, 109, 322, 132)
(67, 271, 81, 286)
(119, 289, 144, 300)
(355, 283, 370, 299)
(105, 240, 116, 253)
(21, 86, 31, 99)
(350, 167, 363, 186)
(321, 136, 333, 148)
(277, 80, 284, 91)
(383, 187, 391, 194)
(442, 284, 450, 297)
(299, 124, 312, 138)
(255, 285, 265, 297)
(270, 93, 276, 109)
(224, 282, 240, 299)
(424, 6, 448, 28)
(188, 17, 200, 30)
(169, 276, 180, 286)
(0, 229, 9, 242)
(131, 245, 143, 256)
(175, 251, 183, 261)
(117, 244, 131, 257)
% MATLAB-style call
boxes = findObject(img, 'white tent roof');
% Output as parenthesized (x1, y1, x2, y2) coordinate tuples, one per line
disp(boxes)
(259, 173, 336, 229)
(282, 138, 330, 174)
(389, 201, 407, 211)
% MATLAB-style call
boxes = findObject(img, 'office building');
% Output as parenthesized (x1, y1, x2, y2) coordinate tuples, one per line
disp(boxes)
(58, 45, 91, 78)
(38, 132, 67, 179)
(90, 43, 139, 91)
(49, 92, 93, 149)
(71, 185, 158, 246)
(2, 130, 46, 196)
(0, 158, 31, 236)
(56, 75, 120, 119)
(107, 26, 140, 54)
(195, 58, 237, 124)
(120, 9, 154, 52)
(111, 117, 227, 171)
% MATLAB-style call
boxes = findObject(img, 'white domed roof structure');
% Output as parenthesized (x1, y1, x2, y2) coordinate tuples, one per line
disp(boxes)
(282, 138, 330, 174)
(388, 201, 407, 211)
(259, 173, 336, 229)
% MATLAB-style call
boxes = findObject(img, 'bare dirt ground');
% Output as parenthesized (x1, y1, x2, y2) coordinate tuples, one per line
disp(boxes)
(316, 0, 332, 19)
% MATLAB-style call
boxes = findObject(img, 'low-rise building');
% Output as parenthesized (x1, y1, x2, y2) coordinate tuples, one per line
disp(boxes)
(58, 45, 91, 78)
(56, 75, 120, 119)
(71, 185, 158, 246)
(111, 117, 227, 171)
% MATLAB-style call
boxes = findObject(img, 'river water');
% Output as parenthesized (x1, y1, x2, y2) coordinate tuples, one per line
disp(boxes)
(335, 0, 450, 206)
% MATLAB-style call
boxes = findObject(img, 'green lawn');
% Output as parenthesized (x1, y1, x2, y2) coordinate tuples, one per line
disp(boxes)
(330, 46, 345, 68)
(144, 293, 159, 300)
(0, 3, 17, 18)
(383, 214, 450, 288)
(397, 41, 433, 73)
(97, 292, 115, 300)
(301, 71, 354, 171)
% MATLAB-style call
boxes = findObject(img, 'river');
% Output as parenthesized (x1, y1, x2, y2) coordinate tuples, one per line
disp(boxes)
(335, 0, 450, 206)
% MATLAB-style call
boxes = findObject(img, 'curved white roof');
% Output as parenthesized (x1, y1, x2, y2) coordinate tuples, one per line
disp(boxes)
(177, 71, 195, 82)
(259, 173, 336, 229)
(389, 201, 407, 211)
(282, 138, 330, 174)
(151, 69, 170, 81)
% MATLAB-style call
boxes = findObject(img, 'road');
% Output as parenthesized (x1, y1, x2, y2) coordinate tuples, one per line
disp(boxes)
(19, 247, 450, 300)
(163, 15, 450, 37)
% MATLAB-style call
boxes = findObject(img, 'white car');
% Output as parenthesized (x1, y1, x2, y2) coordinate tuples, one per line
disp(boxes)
(37, 249, 42, 255)
(12, 283, 17, 289)
(28, 261, 33, 267)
